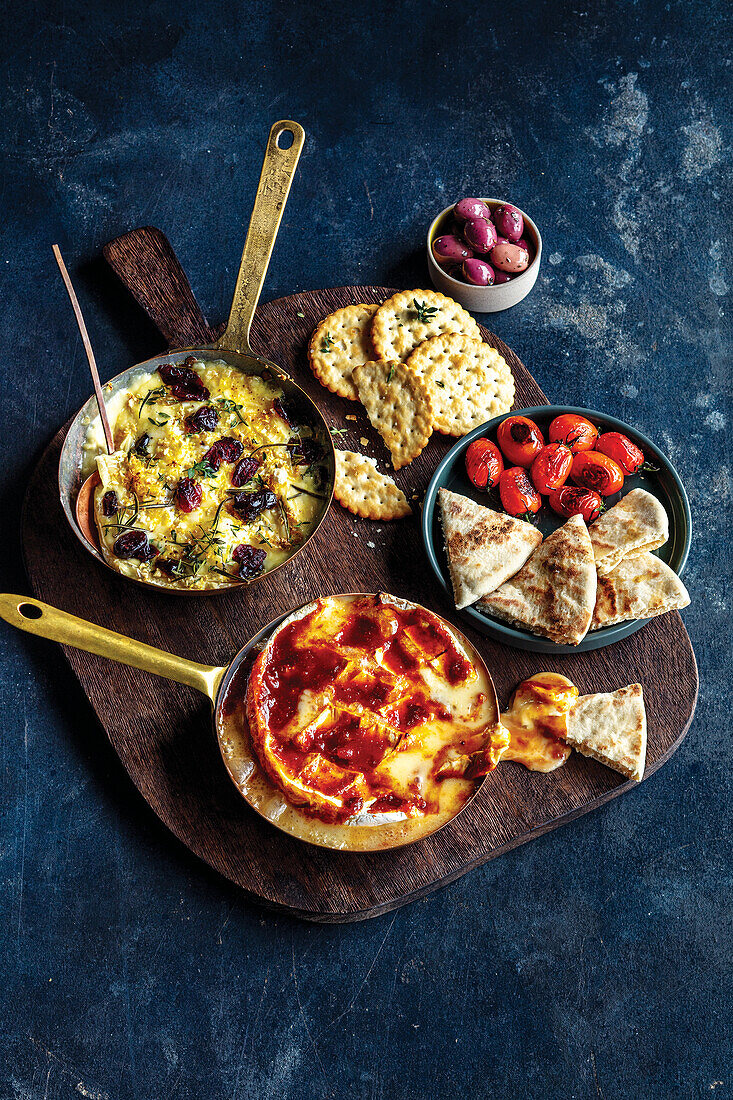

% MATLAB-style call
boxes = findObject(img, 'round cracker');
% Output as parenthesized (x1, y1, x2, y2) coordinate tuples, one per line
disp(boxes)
(406, 332, 515, 436)
(333, 449, 412, 520)
(351, 360, 433, 470)
(308, 304, 379, 401)
(370, 289, 481, 363)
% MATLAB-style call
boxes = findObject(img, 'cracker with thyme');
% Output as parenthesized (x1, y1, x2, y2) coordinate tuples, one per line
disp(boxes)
(351, 359, 433, 470)
(333, 449, 412, 520)
(406, 332, 515, 436)
(370, 289, 481, 363)
(308, 304, 379, 401)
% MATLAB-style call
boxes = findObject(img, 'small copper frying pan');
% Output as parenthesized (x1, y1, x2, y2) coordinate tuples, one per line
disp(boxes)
(0, 592, 499, 852)
(59, 120, 336, 593)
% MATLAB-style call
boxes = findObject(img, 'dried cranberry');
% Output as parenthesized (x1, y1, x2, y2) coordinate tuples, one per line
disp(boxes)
(158, 362, 210, 401)
(229, 488, 277, 523)
(113, 529, 155, 561)
(273, 397, 298, 429)
(203, 436, 244, 471)
(134, 433, 151, 456)
(232, 544, 267, 578)
(231, 454, 262, 487)
(175, 477, 203, 513)
(288, 436, 322, 466)
(184, 405, 219, 433)
(101, 490, 119, 516)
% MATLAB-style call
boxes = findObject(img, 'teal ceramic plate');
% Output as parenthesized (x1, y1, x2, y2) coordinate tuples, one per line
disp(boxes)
(422, 406, 692, 653)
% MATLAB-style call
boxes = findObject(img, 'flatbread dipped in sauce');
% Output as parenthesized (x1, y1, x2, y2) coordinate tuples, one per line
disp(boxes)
(497, 673, 648, 781)
(83, 357, 329, 590)
(242, 593, 506, 827)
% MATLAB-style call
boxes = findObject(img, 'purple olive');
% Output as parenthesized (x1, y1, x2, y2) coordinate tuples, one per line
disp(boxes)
(432, 234, 472, 266)
(492, 204, 524, 242)
(490, 240, 530, 273)
(463, 217, 498, 255)
(462, 258, 495, 286)
(454, 197, 491, 223)
(493, 269, 514, 284)
(516, 237, 531, 254)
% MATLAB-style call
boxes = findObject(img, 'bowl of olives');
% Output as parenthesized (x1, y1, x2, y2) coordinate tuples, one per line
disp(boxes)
(427, 197, 542, 312)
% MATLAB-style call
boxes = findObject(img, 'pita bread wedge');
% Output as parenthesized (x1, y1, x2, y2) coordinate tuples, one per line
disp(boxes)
(591, 551, 689, 629)
(438, 488, 542, 609)
(566, 684, 647, 781)
(590, 488, 668, 576)
(478, 514, 597, 645)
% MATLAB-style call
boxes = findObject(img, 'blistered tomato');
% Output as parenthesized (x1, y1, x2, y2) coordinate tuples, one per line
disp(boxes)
(465, 437, 504, 491)
(548, 413, 599, 453)
(596, 431, 648, 475)
(548, 485, 603, 523)
(570, 451, 624, 495)
(530, 442, 573, 495)
(496, 416, 544, 467)
(499, 467, 541, 517)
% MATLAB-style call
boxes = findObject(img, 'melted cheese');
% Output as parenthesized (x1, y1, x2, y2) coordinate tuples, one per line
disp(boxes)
(83, 358, 327, 590)
(242, 594, 502, 824)
(499, 672, 578, 772)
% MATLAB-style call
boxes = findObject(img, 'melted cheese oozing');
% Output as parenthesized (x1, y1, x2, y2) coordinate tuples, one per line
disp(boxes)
(499, 672, 578, 773)
(82, 359, 326, 590)
(243, 594, 501, 824)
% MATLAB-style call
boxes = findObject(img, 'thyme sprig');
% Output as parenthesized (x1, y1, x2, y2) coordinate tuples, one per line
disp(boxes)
(413, 298, 438, 324)
(320, 333, 335, 352)
(138, 386, 166, 419)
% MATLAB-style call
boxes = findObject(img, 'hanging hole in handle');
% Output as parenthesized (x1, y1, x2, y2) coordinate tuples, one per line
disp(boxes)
(276, 128, 295, 150)
(19, 603, 43, 620)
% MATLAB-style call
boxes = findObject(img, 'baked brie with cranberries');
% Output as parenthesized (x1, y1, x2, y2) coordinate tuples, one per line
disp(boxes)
(241, 593, 506, 825)
(83, 357, 328, 590)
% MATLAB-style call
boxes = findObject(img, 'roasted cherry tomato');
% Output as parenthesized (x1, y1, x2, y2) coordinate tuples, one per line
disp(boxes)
(548, 413, 599, 453)
(465, 437, 504, 491)
(496, 416, 544, 467)
(499, 466, 541, 517)
(596, 431, 647, 475)
(548, 485, 603, 523)
(530, 442, 573, 495)
(570, 450, 624, 495)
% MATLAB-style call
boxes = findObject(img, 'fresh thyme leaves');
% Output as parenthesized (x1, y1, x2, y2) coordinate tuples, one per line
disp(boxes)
(387, 365, 395, 382)
(147, 413, 171, 426)
(182, 458, 217, 479)
(413, 298, 438, 324)
(138, 387, 166, 419)
(435, 380, 445, 388)
(296, 311, 305, 319)
(330, 427, 348, 437)
(215, 398, 247, 424)
(320, 333, 336, 352)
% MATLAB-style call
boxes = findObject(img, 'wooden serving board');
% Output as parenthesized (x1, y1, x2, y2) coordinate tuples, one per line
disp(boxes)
(21, 233, 698, 921)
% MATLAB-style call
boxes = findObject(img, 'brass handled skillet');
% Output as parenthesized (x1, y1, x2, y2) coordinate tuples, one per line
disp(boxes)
(0, 593, 497, 852)
(60, 120, 336, 593)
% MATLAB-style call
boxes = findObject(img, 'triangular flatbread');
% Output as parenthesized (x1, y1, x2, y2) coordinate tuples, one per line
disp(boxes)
(478, 514, 596, 645)
(566, 683, 647, 781)
(590, 488, 668, 576)
(591, 551, 690, 629)
(438, 488, 542, 609)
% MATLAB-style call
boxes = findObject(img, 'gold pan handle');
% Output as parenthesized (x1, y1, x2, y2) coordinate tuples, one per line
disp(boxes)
(0, 594, 224, 702)
(216, 119, 305, 357)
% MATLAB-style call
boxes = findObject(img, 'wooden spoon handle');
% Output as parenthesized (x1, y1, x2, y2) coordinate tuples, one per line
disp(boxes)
(102, 226, 224, 349)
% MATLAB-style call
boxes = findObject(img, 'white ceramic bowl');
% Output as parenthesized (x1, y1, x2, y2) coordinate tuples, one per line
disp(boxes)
(427, 199, 542, 312)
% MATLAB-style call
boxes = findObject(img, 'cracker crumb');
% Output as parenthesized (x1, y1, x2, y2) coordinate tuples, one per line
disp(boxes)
(360, 437, 369, 446)
(346, 414, 358, 421)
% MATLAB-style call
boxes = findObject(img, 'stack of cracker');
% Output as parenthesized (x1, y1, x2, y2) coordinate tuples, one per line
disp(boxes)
(308, 290, 516, 521)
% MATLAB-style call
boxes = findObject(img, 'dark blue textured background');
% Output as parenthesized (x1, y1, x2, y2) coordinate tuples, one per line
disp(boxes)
(1, 2, 731, 1097)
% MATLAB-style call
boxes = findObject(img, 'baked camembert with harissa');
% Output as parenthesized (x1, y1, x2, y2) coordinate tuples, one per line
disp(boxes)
(82, 357, 329, 590)
(241, 593, 506, 825)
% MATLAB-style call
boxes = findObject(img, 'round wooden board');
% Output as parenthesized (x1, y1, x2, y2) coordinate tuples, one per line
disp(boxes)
(21, 283, 699, 922)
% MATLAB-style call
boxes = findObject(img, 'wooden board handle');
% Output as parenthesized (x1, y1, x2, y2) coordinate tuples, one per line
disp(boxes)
(103, 226, 223, 349)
